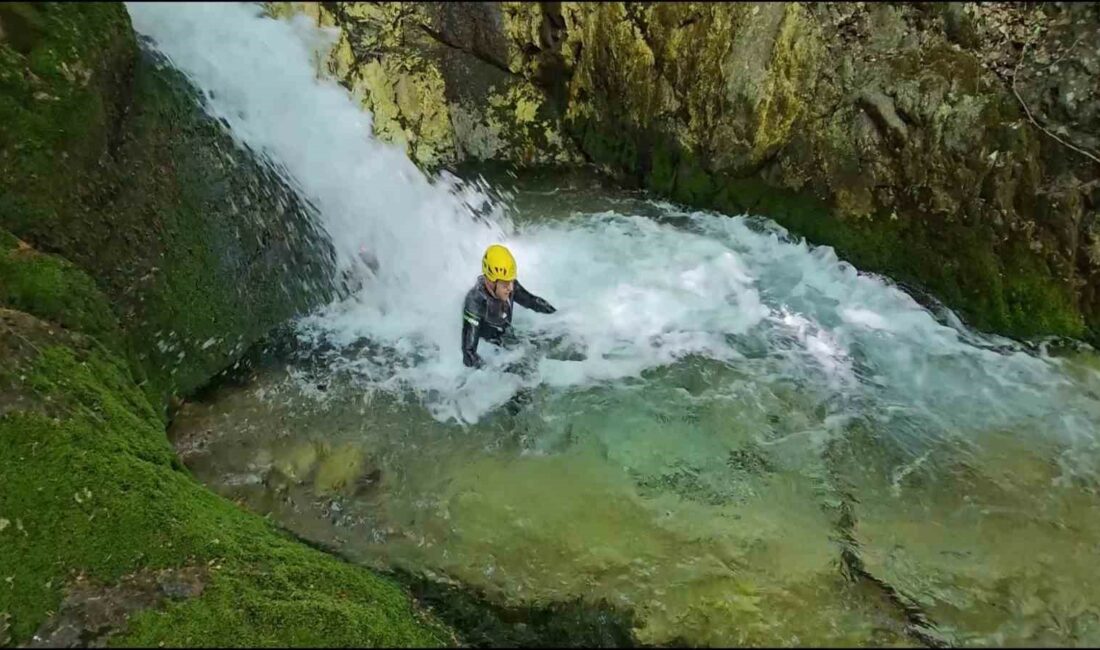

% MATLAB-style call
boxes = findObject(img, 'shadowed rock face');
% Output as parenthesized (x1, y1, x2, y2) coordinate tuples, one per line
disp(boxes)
(272, 1, 1100, 344)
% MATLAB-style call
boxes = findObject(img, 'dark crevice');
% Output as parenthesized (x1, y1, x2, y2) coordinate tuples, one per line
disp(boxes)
(823, 438, 950, 649)
(417, 23, 521, 80)
(275, 528, 648, 648)
(390, 568, 645, 649)
(834, 501, 949, 648)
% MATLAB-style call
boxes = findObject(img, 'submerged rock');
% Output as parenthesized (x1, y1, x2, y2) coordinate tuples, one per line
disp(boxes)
(313, 441, 366, 495)
(826, 422, 1100, 645)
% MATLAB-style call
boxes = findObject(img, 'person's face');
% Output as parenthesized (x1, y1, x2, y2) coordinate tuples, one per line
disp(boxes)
(490, 279, 514, 301)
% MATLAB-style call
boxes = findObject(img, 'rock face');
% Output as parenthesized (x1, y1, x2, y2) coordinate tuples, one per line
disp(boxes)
(266, 2, 583, 170)
(1, 2, 335, 414)
(277, 1, 1100, 342)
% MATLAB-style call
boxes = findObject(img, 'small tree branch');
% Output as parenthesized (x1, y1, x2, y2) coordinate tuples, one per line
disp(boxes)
(1011, 37, 1100, 166)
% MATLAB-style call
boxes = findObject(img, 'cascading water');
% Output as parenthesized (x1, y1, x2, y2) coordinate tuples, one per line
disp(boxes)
(129, 3, 1100, 646)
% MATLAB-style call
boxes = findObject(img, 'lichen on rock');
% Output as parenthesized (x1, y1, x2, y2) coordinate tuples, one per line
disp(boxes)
(270, 1, 581, 170)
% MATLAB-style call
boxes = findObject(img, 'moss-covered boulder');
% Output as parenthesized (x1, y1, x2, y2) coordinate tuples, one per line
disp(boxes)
(0, 308, 449, 646)
(1, 2, 336, 413)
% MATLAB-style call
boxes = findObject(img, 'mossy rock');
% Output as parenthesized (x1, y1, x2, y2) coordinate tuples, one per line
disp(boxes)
(0, 3, 135, 241)
(0, 229, 121, 350)
(0, 5, 446, 645)
(0, 308, 450, 646)
(699, 174, 1084, 339)
(1, 3, 336, 413)
(0, 3, 48, 54)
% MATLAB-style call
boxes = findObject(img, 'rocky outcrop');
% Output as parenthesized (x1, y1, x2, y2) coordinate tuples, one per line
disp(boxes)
(266, 2, 583, 170)
(0, 307, 449, 647)
(278, 1, 1100, 342)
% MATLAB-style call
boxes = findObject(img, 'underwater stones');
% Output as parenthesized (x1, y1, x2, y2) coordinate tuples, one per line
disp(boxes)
(262, 438, 379, 499)
(270, 439, 321, 485)
(313, 442, 366, 496)
(726, 442, 775, 475)
(831, 427, 1100, 646)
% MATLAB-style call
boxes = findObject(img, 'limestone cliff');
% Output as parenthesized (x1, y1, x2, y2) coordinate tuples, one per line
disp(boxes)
(267, 1, 583, 170)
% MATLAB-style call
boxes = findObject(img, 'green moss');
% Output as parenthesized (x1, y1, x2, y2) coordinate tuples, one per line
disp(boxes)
(672, 154, 716, 206)
(0, 10, 433, 635)
(75, 49, 334, 410)
(0, 3, 47, 54)
(0, 2, 135, 244)
(0, 229, 122, 350)
(0, 229, 17, 249)
(0, 313, 448, 646)
(646, 139, 678, 195)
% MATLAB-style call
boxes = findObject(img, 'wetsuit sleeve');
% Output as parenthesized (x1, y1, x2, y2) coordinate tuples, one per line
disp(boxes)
(462, 289, 484, 368)
(513, 281, 556, 314)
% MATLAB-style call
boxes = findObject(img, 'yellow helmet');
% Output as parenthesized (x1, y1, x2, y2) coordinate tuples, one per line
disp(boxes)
(482, 244, 517, 282)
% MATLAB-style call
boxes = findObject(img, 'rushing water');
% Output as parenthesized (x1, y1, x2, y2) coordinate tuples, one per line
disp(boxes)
(129, 3, 1100, 646)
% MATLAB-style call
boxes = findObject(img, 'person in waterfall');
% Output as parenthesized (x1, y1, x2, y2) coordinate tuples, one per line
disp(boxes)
(461, 244, 556, 368)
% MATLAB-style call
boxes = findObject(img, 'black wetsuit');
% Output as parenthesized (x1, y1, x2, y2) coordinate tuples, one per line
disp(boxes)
(462, 275, 555, 368)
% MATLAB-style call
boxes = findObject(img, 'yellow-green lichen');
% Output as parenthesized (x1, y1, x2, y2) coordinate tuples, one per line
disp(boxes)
(499, 2, 545, 76)
(561, 3, 662, 127)
(344, 55, 454, 167)
(751, 4, 820, 162)
(272, 2, 456, 168)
